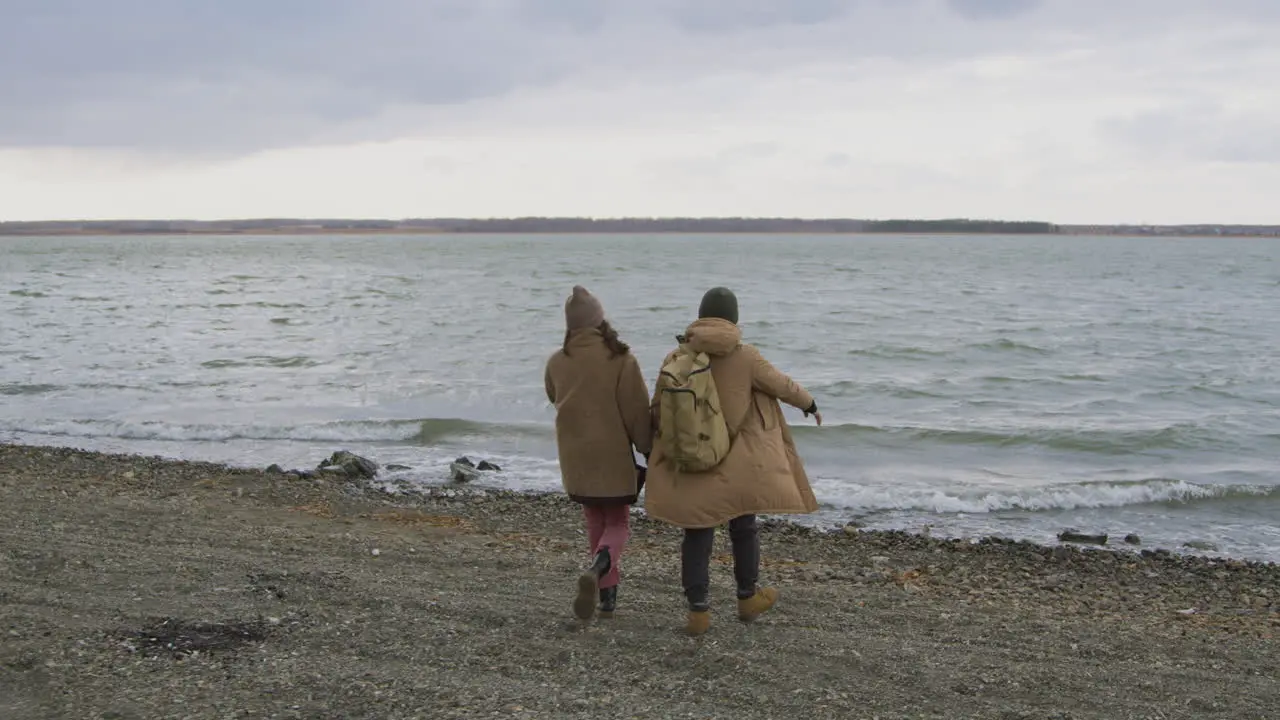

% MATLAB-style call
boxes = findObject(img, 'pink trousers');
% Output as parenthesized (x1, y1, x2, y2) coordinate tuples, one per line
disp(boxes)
(583, 504, 630, 589)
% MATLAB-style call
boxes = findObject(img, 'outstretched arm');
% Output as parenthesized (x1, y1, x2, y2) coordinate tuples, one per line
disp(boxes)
(750, 346, 819, 420)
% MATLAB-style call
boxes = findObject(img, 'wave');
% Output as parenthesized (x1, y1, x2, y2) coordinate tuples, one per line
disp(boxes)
(4, 413, 1243, 457)
(0, 383, 62, 396)
(845, 345, 946, 359)
(0, 417, 553, 446)
(811, 380, 948, 399)
(791, 422, 1236, 454)
(819, 478, 1280, 515)
(410, 418, 551, 444)
(967, 338, 1049, 354)
(841, 338, 1052, 361)
(201, 356, 321, 369)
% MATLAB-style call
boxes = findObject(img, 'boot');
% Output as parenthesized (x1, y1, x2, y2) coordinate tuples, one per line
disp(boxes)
(684, 583, 712, 636)
(597, 586, 617, 619)
(686, 608, 711, 637)
(737, 586, 779, 623)
(574, 549, 611, 620)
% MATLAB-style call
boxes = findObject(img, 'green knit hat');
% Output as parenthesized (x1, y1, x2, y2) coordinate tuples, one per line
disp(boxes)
(698, 287, 738, 324)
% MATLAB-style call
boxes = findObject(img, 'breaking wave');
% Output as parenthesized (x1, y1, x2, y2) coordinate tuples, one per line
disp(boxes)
(819, 477, 1280, 515)
(791, 421, 1245, 454)
(0, 417, 553, 445)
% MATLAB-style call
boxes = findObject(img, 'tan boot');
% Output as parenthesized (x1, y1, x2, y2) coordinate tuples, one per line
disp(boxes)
(737, 587, 778, 622)
(686, 609, 711, 637)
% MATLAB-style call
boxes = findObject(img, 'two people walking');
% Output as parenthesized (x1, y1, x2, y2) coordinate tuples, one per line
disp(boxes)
(544, 285, 822, 635)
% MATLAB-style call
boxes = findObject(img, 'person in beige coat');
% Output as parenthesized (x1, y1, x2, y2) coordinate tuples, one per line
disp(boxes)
(646, 287, 822, 636)
(545, 286, 653, 621)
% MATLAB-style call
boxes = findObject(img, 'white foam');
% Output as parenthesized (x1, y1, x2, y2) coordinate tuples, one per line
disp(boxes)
(814, 477, 1278, 515)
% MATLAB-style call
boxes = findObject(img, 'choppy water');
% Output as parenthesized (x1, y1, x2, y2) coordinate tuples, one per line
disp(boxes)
(3, 233, 1279, 559)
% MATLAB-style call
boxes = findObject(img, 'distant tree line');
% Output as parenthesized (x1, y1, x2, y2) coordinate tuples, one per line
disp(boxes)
(9, 217, 1277, 236)
(400, 217, 873, 233)
(398, 217, 1060, 234)
(861, 219, 1058, 234)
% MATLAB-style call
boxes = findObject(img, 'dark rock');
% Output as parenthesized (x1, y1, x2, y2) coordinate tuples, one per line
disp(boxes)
(1124, 534, 1142, 545)
(447, 457, 501, 482)
(316, 451, 378, 480)
(384, 464, 412, 472)
(1058, 530, 1108, 546)
(265, 464, 285, 474)
(449, 462, 480, 483)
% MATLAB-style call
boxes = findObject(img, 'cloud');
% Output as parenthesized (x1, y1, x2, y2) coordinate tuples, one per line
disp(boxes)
(1, 1, 595, 151)
(1, 1, 1279, 222)
(1100, 102, 1280, 165)
(947, 0, 1042, 21)
(3, 0, 1216, 153)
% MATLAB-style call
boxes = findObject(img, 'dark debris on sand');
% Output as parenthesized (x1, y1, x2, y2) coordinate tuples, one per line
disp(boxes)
(119, 617, 272, 658)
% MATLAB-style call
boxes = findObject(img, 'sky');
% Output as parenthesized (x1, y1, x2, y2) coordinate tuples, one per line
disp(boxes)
(1, 0, 1278, 224)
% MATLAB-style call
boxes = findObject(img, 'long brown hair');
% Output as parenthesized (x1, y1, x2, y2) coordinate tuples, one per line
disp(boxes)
(563, 320, 631, 358)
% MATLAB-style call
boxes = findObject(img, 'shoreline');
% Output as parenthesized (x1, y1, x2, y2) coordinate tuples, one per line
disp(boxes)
(8, 437, 1265, 564)
(5, 439, 1279, 583)
(3, 229, 1279, 239)
(3, 441, 1277, 718)
(6, 437, 1271, 563)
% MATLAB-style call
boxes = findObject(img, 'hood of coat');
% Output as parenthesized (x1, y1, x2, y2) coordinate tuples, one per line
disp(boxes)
(564, 327, 606, 351)
(681, 317, 742, 356)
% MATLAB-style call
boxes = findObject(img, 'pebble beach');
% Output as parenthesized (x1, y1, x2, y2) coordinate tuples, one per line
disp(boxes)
(2, 443, 1277, 719)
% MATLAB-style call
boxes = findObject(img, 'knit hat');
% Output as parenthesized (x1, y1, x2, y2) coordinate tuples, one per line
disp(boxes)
(565, 285, 605, 331)
(698, 287, 739, 325)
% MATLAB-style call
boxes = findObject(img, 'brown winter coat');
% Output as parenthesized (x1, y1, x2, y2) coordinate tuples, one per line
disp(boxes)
(544, 328, 653, 505)
(644, 318, 819, 528)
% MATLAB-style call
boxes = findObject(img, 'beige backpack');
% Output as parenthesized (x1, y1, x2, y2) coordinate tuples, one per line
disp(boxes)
(656, 344, 731, 472)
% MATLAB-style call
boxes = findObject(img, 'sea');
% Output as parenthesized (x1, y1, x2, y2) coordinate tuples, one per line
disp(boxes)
(2, 233, 1278, 560)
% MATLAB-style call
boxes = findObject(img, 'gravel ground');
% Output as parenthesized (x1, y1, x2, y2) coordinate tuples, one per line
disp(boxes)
(1, 443, 1277, 720)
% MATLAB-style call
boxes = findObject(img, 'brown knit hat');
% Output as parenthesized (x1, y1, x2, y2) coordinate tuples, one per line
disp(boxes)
(564, 285, 605, 331)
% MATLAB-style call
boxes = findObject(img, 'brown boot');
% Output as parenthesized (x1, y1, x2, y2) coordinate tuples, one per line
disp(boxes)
(686, 609, 711, 637)
(737, 587, 778, 623)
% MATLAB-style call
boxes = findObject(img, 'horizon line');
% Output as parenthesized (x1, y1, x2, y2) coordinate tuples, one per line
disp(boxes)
(3, 216, 1278, 227)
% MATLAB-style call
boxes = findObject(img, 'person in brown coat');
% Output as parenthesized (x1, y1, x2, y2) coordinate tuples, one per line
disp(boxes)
(646, 287, 822, 636)
(544, 286, 653, 621)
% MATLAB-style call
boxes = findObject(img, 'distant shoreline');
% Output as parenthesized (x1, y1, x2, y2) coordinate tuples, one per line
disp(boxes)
(2, 217, 1278, 238)
(5, 230, 1274, 239)
(5, 228, 1274, 239)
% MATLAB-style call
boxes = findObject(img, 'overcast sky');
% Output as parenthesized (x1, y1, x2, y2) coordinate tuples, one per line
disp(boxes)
(2, 0, 1278, 223)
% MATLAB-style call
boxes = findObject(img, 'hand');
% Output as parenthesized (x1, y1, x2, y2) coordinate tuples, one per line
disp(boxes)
(812, 410, 823, 426)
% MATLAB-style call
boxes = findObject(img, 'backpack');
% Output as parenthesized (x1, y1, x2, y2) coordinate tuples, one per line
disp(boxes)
(656, 343, 732, 472)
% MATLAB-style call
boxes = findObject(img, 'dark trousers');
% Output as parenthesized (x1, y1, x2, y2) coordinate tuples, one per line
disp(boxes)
(681, 514, 759, 610)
